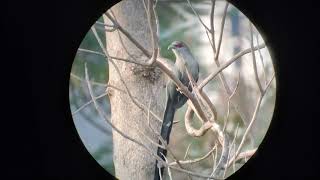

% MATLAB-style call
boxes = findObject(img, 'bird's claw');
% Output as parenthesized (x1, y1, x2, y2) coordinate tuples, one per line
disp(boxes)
(176, 87, 183, 94)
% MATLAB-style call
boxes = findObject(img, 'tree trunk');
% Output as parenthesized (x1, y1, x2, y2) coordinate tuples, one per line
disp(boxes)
(104, 0, 164, 179)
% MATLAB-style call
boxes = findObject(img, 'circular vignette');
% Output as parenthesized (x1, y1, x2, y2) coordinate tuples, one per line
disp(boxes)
(69, 0, 277, 179)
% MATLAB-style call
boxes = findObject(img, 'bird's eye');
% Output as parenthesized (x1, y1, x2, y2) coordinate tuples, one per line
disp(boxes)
(174, 43, 183, 48)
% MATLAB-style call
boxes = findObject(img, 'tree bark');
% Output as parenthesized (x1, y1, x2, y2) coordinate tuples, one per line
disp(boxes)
(104, 0, 164, 179)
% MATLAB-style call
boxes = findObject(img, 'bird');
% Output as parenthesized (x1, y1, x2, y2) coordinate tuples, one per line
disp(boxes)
(154, 41, 199, 180)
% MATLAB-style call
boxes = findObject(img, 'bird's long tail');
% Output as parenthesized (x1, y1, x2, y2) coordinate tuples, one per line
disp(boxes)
(154, 98, 175, 180)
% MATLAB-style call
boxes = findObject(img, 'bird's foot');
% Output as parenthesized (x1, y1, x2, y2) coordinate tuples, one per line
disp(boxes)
(176, 87, 183, 94)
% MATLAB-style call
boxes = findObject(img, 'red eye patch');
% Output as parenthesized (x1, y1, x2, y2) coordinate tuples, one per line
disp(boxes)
(174, 43, 184, 48)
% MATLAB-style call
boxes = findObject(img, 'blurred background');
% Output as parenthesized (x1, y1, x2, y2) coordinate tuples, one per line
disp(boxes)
(69, 0, 276, 178)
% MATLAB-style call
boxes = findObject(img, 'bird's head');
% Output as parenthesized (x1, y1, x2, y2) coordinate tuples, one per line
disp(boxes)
(168, 41, 188, 51)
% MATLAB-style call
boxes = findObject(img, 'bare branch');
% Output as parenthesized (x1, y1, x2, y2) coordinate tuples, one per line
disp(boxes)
(234, 148, 257, 163)
(78, 48, 106, 57)
(210, 0, 217, 53)
(71, 92, 110, 135)
(185, 106, 213, 137)
(181, 55, 218, 121)
(198, 43, 266, 90)
(228, 122, 240, 173)
(213, 143, 218, 170)
(181, 55, 217, 122)
(186, 0, 211, 33)
(228, 73, 275, 166)
(157, 132, 193, 180)
(170, 144, 217, 166)
(250, 23, 263, 93)
(264, 73, 275, 95)
(232, 95, 262, 163)
(198, 90, 218, 121)
(214, 2, 229, 61)
(70, 72, 107, 87)
(105, 12, 152, 58)
(183, 141, 193, 159)
(78, 48, 145, 65)
(206, 30, 215, 53)
(256, 33, 267, 85)
(71, 92, 108, 116)
(209, 132, 229, 179)
(161, 154, 173, 180)
(95, 21, 114, 27)
(143, 0, 159, 65)
(222, 72, 240, 133)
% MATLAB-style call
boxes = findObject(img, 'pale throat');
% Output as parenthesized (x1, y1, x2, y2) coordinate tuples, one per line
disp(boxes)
(173, 48, 190, 72)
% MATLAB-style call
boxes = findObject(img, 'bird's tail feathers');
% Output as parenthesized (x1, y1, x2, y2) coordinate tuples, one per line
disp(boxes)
(154, 99, 175, 180)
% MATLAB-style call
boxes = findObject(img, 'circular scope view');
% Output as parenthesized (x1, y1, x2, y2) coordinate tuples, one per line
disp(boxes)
(69, 0, 277, 179)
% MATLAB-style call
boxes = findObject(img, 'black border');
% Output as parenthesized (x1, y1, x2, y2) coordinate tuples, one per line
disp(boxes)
(5, 0, 318, 179)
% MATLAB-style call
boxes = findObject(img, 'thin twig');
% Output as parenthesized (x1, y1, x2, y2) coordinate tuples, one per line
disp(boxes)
(210, 0, 217, 53)
(72, 92, 108, 116)
(95, 21, 114, 27)
(213, 143, 218, 170)
(256, 33, 267, 85)
(161, 154, 173, 180)
(250, 23, 263, 93)
(170, 144, 217, 166)
(78, 48, 144, 65)
(70, 72, 107, 87)
(145, 0, 159, 65)
(199, 90, 218, 121)
(158, 134, 193, 180)
(214, 2, 229, 61)
(186, 0, 211, 33)
(78, 48, 105, 57)
(234, 148, 257, 163)
(198, 44, 266, 90)
(229, 122, 240, 175)
(228, 73, 275, 166)
(209, 132, 229, 179)
(222, 72, 240, 133)
(184, 141, 193, 159)
(206, 30, 215, 52)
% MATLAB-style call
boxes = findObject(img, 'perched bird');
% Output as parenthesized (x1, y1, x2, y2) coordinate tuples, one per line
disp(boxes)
(154, 41, 199, 180)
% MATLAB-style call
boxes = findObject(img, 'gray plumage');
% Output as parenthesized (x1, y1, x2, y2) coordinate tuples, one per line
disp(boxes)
(154, 41, 199, 180)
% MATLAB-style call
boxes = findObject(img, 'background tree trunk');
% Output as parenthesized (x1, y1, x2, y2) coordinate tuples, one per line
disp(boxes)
(104, 0, 164, 179)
